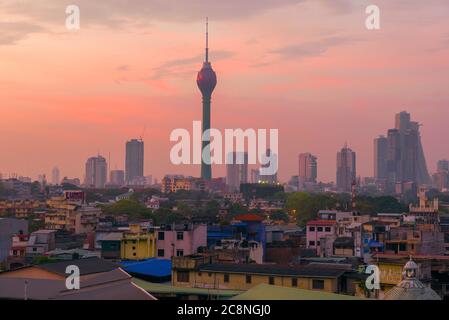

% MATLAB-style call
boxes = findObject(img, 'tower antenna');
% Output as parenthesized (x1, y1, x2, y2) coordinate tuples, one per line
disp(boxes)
(205, 17, 209, 63)
(140, 125, 147, 142)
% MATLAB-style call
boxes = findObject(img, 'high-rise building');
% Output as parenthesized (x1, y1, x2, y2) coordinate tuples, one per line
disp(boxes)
(226, 152, 248, 192)
(299, 153, 317, 183)
(259, 149, 278, 184)
(61, 177, 81, 187)
(378, 112, 430, 193)
(51, 167, 60, 186)
(110, 170, 125, 186)
(434, 159, 449, 191)
(336, 145, 356, 192)
(374, 135, 388, 180)
(197, 18, 217, 181)
(38, 174, 47, 186)
(84, 156, 107, 189)
(437, 159, 449, 173)
(250, 169, 260, 184)
(125, 139, 144, 185)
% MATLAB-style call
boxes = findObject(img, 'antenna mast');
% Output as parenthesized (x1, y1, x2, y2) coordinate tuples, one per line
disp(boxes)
(205, 17, 209, 63)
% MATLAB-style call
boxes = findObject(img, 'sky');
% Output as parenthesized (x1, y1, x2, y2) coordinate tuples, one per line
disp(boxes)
(0, 0, 449, 183)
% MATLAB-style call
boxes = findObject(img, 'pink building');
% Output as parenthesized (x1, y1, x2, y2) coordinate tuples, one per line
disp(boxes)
(306, 220, 336, 255)
(156, 224, 207, 259)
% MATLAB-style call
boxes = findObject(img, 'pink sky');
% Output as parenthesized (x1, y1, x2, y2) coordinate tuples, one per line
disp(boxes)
(0, 0, 448, 183)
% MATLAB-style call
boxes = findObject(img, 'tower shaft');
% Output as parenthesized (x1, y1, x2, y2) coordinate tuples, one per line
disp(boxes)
(201, 95, 212, 180)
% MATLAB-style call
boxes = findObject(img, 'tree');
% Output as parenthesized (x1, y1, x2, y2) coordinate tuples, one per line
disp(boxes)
(100, 199, 151, 219)
(270, 211, 289, 222)
(285, 192, 338, 225)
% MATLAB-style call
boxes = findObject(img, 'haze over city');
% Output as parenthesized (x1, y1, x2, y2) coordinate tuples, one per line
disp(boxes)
(1, 0, 449, 182)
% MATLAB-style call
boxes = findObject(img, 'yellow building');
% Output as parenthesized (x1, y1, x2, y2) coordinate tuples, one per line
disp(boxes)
(161, 176, 192, 194)
(121, 225, 157, 260)
(0, 199, 43, 218)
(172, 255, 351, 294)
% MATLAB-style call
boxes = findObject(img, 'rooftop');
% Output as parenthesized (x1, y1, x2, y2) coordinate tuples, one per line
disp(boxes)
(120, 258, 172, 278)
(231, 284, 365, 300)
(307, 220, 336, 226)
(233, 214, 264, 222)
(36, 257, 119, 276)
(198, 264, 346, 278)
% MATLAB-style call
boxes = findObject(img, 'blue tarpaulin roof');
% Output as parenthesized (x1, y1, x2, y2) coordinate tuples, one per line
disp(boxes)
(120, 258, 172, 277)
(368, 240, 384, 248)
(207, 232, 233, 238)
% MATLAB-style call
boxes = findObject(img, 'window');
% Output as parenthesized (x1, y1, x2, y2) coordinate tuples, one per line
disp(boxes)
(317, 241, 320, 246)
(246, 275, 252, 284)
(32, 247, 37, 252)
(158, 232, 165, 240)
(309, 241, 315, 246)
(292, 278, 298, 287)
(312, 279, 325, 290)
(309, 226, 315, 232)
(176, 249, 184, 257)
(269, 277, 275, 285)
(325, 227, 331, 232)
(177, 271, 190, 283)
(133, 252, 136, 257)
(132, 246, 136, 250)
(208, 273, 212, 277)
(157, 249, 165, 257)
(177, 232, 184, 240)
(317, 227, 323, 232)
(224, 274, 230, 283)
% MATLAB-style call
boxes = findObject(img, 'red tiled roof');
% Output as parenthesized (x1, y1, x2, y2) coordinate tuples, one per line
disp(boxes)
(307, 220, 336, 226)
(234, 214, 264, 222)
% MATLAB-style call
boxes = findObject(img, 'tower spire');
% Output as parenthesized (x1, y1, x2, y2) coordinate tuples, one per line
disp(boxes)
(205, 17, 209, 63)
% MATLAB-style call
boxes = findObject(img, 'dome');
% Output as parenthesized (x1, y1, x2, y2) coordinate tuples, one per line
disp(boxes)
(384, 257, 441, 300)
(197, 62, 217, 97)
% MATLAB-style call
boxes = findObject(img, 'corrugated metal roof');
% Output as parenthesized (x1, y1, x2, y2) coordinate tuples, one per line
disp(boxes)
(231, 284, 365, 300)
(199, 264, 345, 278)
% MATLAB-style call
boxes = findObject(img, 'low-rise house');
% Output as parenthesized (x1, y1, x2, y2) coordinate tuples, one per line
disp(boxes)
(115, 189, 135, 201)
(223, 193, 243, 204)
(306, 220, 336, 256)
(161, 175, 193, 193)
(212, 239, 263, 264)
(172, 254, 356, 295)
(26, 230, 56, 261)
(45, 204, 101, 234)
(122, 229, 156, 260)
(0, 218, 28, 263)
(6, 234, 30, 269)
(384, 224, 445, 256)
(156, 223, 207, 259)
(100, 232, 123, 260)
(0, 200, 43, 218)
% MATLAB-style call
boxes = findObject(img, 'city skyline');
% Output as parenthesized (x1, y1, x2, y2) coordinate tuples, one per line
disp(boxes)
(1, 1, 449, 182)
